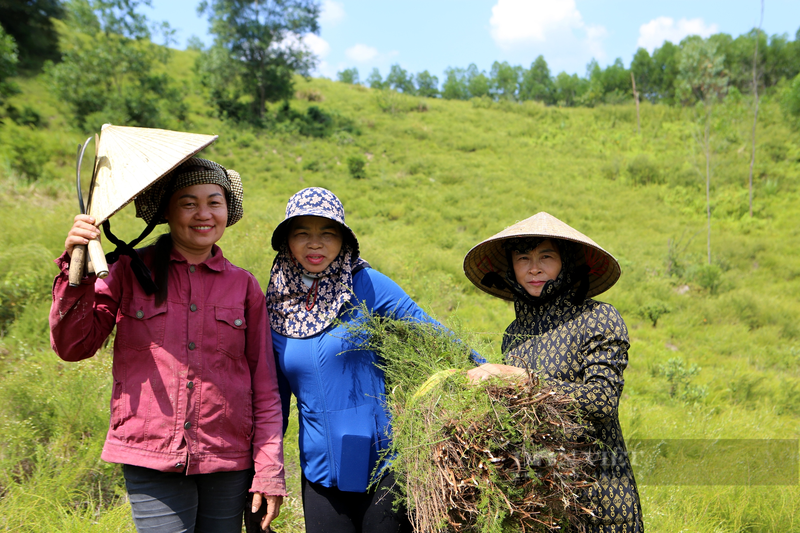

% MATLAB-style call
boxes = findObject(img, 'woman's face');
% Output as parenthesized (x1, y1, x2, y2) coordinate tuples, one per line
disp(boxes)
(165, 183, 228, 262)
(287, 216, 343, 274)
(511, 239, 563, 297)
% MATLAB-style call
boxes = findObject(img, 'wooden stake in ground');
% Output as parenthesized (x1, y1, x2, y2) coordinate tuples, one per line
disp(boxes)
(631, 72, 641, 135)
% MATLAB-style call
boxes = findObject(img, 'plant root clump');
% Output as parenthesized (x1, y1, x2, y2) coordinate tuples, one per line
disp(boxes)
(350, 314, 598, 533)
(399, 374, 597, 533)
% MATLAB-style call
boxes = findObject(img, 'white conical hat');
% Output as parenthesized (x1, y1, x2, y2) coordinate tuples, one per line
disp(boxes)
(86, 124, 218, 223)
(463, 212, 621, 301)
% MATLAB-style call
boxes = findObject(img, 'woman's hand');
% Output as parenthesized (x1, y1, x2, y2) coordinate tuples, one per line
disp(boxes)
(466, 363, 527, 384)
(251, 492, 283, 531)
(65, 214, 100, 258)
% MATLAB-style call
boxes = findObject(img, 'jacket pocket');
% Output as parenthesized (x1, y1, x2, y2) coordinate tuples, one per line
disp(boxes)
(116, 299, 167, 350)
(216, 307, 246, 358)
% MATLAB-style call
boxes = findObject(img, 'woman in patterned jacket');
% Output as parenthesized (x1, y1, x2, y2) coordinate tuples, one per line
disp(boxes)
(464, 212, 644, 533)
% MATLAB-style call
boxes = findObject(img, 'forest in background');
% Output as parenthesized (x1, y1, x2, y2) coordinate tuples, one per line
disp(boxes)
(1, 1, 800, 532)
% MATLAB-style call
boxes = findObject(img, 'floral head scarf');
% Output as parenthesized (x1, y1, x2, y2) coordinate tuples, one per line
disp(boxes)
(266, 188, 368, 338)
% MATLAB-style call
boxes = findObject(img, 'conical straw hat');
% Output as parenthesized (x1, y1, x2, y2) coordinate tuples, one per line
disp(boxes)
(86, 124, 218, 224)
(463, 212, 621, 301)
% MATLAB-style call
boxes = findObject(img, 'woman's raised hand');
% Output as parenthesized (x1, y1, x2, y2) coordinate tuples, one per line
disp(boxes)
(65, 214, 100, 258)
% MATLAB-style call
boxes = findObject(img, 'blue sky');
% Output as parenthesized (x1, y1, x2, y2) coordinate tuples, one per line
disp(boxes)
(148, 0, 800, 81)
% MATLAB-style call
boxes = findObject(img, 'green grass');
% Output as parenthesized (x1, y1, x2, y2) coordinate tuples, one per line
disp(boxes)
(1, 46, 799, 531)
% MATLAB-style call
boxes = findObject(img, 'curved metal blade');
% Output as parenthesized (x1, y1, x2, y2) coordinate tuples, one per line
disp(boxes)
(75, 135, 93, 215)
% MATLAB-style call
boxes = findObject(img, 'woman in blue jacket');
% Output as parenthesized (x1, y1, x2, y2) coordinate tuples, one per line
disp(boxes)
(266, 187, 429, 533)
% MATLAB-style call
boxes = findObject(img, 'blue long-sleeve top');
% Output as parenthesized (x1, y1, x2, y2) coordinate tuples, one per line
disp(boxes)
(272, 267, 438, 492)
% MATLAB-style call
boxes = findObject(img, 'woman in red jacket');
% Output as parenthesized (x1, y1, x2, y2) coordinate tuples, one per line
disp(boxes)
(49, 158, 285, 533)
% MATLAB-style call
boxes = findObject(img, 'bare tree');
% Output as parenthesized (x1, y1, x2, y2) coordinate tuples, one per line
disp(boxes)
(677, 39, 728, 265)
(631, 72, 641, 134)
(749, 0, 765, 217)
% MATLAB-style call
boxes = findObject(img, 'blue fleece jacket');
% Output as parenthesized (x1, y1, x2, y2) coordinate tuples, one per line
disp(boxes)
(272, 267, 436, 492)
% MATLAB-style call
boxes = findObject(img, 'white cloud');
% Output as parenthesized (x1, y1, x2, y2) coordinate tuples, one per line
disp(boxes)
(302, 33, 330, 58)
(490, 0, 584, 48)
(320, 0, 345, 27)
(637, 17, 719, 52)
(315, 60, 339, 79)
(345, 44, 379, 63)
(488, 0, 608, 69)
(585, 24, 608, 61)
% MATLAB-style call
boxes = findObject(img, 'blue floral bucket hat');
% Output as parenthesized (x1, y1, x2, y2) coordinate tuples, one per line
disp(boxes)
(270, 187, 359, 256)
(266, 187, 368, 338)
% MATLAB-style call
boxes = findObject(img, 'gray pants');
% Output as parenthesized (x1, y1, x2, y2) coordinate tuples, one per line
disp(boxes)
(123, 464, 251, 533)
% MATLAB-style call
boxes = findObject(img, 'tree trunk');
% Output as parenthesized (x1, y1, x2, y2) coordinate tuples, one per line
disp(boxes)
(749, 0, 764, 218)
(705, 110, 712, 265)
(631, 72, 641, 135)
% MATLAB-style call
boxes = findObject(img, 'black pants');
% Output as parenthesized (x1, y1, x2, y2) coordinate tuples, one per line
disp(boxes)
(301, 473, 412, 533)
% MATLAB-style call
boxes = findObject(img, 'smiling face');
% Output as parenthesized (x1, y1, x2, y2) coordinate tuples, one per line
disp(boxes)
(511, 239, 563, 297)
(287, 216, 344, 274)
(165, 183, 228, 263)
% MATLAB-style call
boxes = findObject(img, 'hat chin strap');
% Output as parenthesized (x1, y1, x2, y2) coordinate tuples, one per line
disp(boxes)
(101, 189, 172, 295)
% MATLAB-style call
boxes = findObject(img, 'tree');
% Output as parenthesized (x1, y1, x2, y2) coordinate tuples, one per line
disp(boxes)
(631, 47, 658, 102)
(0, 25, 19, 105)
(782, 71, 800, 121)
(465, 63, 490, 98)
(582, 58, 631, 106)
(198, 0, 320, 119)
(581, 59, 605, 106)
(0, 0, 65, 70)
(46, 0, 186, 129)
(386, 64, 414, 93)
(677, 38, 728, 265)
(366, 68, 384, 89)
(441, 67, 468, 100)
(519, 55, 554, 104)
(553, 72, 587, 106)
(415, 70, 439, 98)
(337, 67, 359, 85)
(651, 41, 681, 103)
(490, 60, 520, 100)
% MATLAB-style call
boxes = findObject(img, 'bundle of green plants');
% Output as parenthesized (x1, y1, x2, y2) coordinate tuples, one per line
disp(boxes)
(349, 312, 598, 533)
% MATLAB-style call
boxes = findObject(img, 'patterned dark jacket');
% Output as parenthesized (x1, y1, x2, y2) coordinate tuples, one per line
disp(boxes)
(503, 290, 644, 533)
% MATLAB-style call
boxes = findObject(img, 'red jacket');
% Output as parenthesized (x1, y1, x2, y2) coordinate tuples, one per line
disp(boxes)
(49, 246, 286, 495)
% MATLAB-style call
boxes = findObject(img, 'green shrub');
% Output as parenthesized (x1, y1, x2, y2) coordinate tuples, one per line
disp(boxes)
(627, 153, 662, 185)
(652, 357, 706, 401)
(0, 123, 60, 181)
(347, 155, 367, 179)
(638, 301, 671, 327)
(600, 158, 621, 180)
(694, 263, 723, 294)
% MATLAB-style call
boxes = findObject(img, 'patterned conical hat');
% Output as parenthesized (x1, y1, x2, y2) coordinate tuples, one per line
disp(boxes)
(463, 212, 621, 301)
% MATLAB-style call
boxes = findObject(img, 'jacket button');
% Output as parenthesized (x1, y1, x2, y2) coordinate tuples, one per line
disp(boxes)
(189, 265, 196, 273)
(184, 421, 191, 430)
(234, 319, 242, 326)
(188, 342, 196, 350)
(175, 463, 184, 468)
(136, 310, 144, 319)
(190, 304, 197, 312)
(187, 381, 194, 389)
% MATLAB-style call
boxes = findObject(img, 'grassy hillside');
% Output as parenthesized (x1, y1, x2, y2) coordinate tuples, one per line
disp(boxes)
(1, 47, 799, 532)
